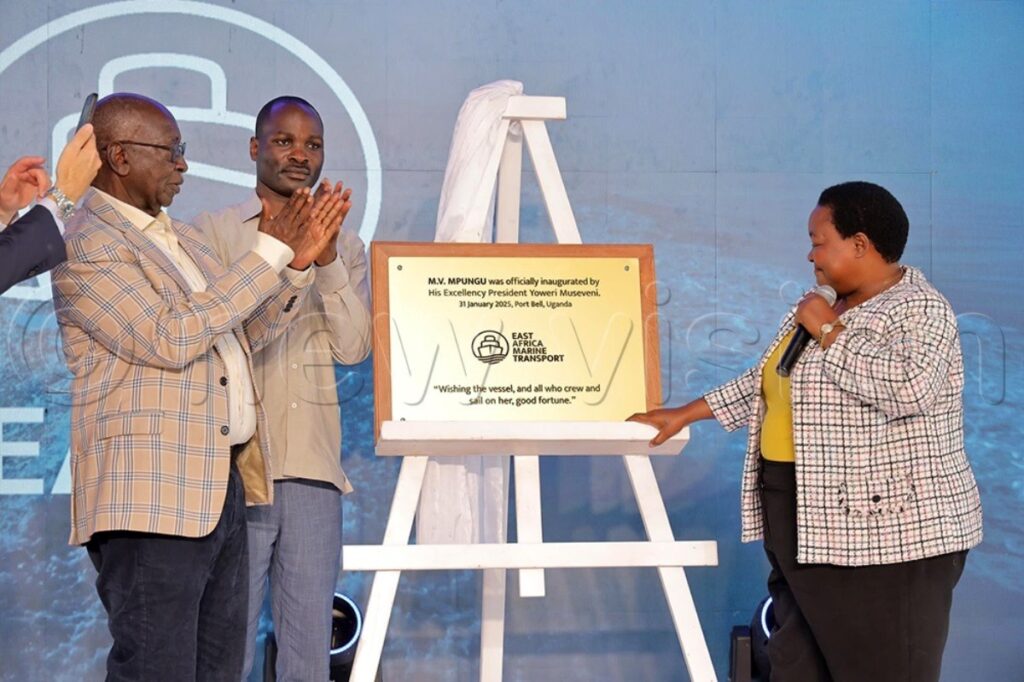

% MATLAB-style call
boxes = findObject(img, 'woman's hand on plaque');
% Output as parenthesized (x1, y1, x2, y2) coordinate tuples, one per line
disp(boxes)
(627, 397, 714, 447)
(628, 407, 690, 446)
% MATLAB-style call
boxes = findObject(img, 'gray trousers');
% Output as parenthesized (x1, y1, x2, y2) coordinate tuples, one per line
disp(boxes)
(242, 478, 343, 681)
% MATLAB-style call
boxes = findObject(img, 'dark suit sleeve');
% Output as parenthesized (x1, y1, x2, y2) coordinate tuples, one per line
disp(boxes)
(0, 205, 66, 294)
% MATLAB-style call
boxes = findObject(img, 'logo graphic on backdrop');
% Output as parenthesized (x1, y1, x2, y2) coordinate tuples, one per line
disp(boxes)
(0, 0, 381, 495)
(0, 0, 382, 303)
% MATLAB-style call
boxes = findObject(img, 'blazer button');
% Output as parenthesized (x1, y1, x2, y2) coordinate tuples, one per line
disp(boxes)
(219, 376, 228, 386)
(871, 494, 882, 503)
(220, 425, 230, 436)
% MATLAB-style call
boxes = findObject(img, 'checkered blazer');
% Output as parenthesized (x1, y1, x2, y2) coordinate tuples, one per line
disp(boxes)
(704, 266, 983, 566)
(52, 190, 309, 545)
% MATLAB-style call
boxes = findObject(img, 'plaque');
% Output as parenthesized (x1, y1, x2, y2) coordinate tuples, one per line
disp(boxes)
(372, 243, 661, 439)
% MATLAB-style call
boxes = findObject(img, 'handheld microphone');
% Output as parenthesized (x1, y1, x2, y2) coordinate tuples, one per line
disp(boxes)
(776, 285, 837, 378)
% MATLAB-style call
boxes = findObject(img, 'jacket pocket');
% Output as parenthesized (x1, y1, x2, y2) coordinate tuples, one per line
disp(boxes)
(837, 473, 916, 517)
(96, 411, 164, 439)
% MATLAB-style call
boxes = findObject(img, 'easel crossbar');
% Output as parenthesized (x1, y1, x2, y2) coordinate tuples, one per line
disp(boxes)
(345, 541, 718, 571)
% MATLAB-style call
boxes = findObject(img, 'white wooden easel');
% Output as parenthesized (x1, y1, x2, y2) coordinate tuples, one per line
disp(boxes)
(345, 96, 719, 682)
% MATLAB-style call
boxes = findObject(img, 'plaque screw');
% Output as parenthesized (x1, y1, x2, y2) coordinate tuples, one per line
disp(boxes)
(397, 265, 403, 271)
(624, 265, 630, 271)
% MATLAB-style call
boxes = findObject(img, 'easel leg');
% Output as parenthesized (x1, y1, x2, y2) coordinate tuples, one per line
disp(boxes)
(480, 454, 512, 681)
(480, 568, 507, 682)
(514, 455, 546, 597)
(350, 456, 430, 682)
(520, 119, 581, 245)
(622, 455, 718, 682)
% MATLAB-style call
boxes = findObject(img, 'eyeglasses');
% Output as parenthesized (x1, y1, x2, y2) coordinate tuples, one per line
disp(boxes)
(109, 140, 187, 163)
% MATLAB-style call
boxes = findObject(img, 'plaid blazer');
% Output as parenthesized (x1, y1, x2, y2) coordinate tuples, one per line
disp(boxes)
(705, 266, 983, 566)
(52, 190, 309, 545)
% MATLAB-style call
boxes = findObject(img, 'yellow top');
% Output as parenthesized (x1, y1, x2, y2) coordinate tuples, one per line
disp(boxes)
(760, 331, 796, 462)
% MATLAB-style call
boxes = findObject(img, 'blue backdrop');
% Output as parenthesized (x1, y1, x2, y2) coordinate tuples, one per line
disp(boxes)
(0, 1, 1020, 680)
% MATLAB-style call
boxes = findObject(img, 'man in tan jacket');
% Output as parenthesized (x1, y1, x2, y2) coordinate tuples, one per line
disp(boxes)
(51, 93, 345, 681)
(193, 96, 371, 680)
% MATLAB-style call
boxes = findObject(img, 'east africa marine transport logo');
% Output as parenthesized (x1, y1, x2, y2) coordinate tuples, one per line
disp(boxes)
(472, 331, 509, 365)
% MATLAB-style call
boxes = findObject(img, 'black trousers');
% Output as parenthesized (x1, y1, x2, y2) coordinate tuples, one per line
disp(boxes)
(760, 459, 967, 682)
(86, 465, 249, 682)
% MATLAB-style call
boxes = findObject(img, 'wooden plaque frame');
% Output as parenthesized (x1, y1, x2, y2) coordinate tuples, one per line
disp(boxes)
(370, 241, 662, 442)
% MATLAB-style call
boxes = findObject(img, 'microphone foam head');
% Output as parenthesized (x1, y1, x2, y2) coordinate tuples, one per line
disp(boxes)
(814, 285, 838, 306)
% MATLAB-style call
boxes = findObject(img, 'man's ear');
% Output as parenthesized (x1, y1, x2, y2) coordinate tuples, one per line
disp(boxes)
(104, 143, 130, 177)
(249, 136, 259, 162)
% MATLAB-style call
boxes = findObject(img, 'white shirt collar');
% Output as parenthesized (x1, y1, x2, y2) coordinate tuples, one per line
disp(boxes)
(94, 187, 171, 233)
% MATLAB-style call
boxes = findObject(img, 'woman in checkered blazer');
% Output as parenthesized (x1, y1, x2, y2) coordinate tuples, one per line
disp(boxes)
(631, 181, 983, 682)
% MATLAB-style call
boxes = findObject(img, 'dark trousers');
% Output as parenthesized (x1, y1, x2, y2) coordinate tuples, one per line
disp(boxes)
(86, 465, 249, 682)
(760, 459, 967, 682)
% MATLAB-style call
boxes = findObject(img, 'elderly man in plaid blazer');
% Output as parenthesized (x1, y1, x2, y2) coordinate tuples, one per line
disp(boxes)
(632, 182, 983, 682)
(51, 93, 346, 682)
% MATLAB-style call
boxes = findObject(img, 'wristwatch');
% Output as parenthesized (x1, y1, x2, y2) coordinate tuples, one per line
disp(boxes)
(45, 186, 76, 221)
(818, 321, 841, 346)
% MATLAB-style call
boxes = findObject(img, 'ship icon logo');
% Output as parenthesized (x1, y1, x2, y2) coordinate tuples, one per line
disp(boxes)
(471, 331, 509, 365)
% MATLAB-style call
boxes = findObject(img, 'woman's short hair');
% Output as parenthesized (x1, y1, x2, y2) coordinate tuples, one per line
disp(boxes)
(818, 181, 909, 263)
